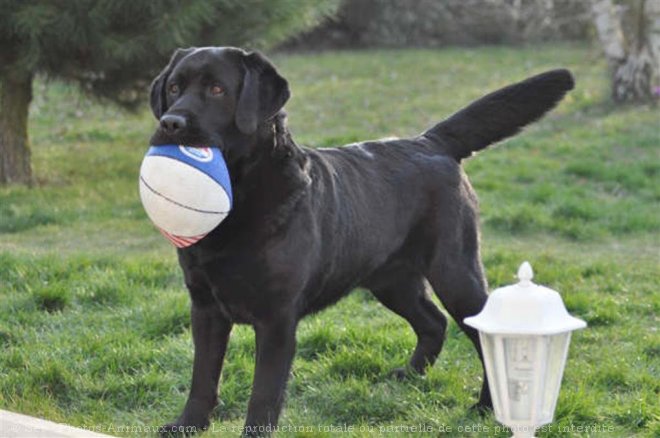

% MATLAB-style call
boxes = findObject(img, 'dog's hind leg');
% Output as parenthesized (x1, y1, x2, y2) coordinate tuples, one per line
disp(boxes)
(424, 253, 492, 410)
(369, 272, 447, 378)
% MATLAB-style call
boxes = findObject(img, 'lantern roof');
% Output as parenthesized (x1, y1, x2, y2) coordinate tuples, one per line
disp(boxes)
(464, 262, 586, 335)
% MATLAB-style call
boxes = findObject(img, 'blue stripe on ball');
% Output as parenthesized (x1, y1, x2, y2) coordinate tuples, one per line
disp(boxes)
(146, 145, 233, 206)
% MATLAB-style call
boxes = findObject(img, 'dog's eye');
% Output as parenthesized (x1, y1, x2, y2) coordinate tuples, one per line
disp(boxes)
(168, 84, 179, 95)
(210, 85, 224, 96)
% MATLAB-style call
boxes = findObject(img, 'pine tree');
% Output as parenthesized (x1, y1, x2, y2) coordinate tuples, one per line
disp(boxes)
(0, 0, 337, 185)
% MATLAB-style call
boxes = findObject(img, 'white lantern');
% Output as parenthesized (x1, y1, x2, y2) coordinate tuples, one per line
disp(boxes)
(464, 262, 586, 438)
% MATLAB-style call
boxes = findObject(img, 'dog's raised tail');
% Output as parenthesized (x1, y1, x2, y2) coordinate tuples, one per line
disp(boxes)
(425, 69, 574, 161)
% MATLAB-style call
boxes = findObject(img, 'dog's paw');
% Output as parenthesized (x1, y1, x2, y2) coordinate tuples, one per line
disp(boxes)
(468, 401, 492, 418)
(388, 367, 410, 381)
(159, 420, 208, 437)
(389, 364, 427, 381)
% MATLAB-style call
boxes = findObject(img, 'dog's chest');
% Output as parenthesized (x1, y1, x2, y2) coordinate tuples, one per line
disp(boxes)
(179, 249, 295, 324)
(208, 290, 259, 325)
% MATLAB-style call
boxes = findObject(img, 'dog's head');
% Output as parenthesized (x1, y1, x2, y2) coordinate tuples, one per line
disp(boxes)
(149, 47, 290, 163)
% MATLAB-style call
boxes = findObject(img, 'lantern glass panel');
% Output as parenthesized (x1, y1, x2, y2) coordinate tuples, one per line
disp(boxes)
(540, 332, 572, 421)
(480, 334, 505, 417)
(502, 336, 540, 422)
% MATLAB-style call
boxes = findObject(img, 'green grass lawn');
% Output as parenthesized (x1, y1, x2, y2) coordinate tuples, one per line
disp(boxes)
(1, 44, 658, 437)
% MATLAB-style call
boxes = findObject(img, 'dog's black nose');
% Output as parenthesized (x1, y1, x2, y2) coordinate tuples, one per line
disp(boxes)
(160, 114, 187, 135)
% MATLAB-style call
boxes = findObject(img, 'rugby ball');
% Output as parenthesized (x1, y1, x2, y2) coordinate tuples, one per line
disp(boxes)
(139, 145, 232, 248)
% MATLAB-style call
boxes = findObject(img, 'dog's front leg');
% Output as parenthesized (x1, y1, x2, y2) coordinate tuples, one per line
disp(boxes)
(243, 316, 297, 437)
(163, 302, 232, 435)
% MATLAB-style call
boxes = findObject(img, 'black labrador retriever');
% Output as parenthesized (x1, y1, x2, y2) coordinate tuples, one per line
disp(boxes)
(148, 47, 574, 436)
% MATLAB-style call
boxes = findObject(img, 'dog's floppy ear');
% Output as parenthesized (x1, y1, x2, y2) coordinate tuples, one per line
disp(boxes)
(235, 51, 290, 135)
(150, 48, 196, 120)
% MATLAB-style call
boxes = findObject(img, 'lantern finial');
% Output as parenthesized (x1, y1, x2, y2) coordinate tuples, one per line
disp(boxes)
(518, 261, 533, 284)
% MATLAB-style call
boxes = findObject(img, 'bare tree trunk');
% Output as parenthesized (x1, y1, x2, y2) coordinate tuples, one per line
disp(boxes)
(647, 0, 660, 94)
(0, 69, 33, 185)
(591, 0, 660, 103)
(592, 0, 627, 60)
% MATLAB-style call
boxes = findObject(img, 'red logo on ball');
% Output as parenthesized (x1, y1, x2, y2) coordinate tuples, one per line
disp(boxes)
(180, 146, 214, 162)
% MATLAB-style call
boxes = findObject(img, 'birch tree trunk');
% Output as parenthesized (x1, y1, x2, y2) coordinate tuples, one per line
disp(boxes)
(647, 0, 660, 87)
(591, 0, 660, 103)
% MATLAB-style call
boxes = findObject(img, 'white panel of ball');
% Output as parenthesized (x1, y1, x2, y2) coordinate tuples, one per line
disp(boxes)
(139, 156, 231, 237)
